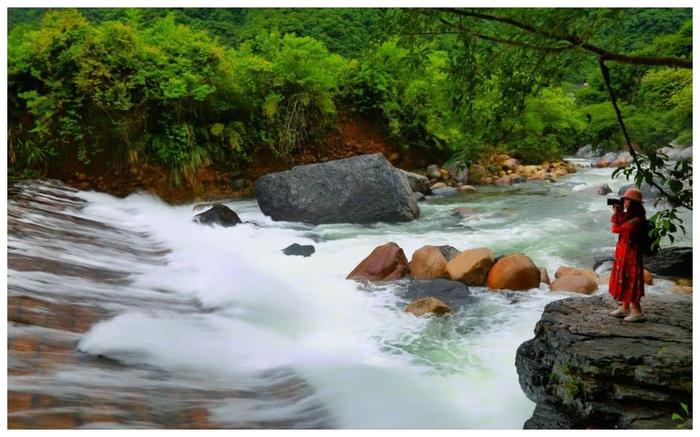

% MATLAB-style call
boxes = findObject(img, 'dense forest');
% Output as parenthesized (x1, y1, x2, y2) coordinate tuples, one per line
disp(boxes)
(8, 8, 692, 188)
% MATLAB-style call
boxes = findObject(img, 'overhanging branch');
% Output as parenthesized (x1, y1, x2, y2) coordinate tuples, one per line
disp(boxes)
(436, 8, 692, 69)
(598, 59, 691, 210)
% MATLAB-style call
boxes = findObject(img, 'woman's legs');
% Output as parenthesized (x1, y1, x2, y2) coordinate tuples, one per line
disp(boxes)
(630, 300, 643, 315)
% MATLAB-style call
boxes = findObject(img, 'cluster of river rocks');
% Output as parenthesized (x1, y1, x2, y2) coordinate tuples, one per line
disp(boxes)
(343, 241, 656, 317)
(575, 144, 693, 168)
(413, 153, 579, 197)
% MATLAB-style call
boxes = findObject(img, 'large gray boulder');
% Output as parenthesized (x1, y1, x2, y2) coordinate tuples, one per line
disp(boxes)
(575, 144, 604, 158)
(516, 294, 692, 429)
(659, 146, 692, 162)
(256, 154, 420, 224)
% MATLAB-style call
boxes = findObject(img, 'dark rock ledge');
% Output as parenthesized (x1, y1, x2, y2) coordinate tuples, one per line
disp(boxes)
(516, 294, 692, 429)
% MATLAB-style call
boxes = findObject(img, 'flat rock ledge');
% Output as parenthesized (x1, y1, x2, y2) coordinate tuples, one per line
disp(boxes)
(515, 294, 692, 429)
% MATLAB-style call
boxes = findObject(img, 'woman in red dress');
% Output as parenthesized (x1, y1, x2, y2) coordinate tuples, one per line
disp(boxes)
(608, 188, 647, 322)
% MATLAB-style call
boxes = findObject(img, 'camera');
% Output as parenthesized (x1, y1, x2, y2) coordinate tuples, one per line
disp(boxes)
(607, 198, 623, 207)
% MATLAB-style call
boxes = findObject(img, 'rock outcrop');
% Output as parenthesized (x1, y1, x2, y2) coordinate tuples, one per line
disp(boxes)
(643, 247, 692, 278)
(346, 242, 410, 282)
(192, 204, 242, 227)
(516, 294, 692, 429)
(256, 154, 419, 224)
(595, 246, 692, 279)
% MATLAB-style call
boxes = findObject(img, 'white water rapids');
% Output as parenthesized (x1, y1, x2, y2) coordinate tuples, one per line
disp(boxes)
(7, 158, 692, 428)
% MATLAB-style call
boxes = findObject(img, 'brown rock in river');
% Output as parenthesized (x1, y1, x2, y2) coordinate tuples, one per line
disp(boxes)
(411, 246, 449, 280)
(486, 254, 541, 291)
(405, 297, 453, 317)
(555, 266, 599, 283)
(446, 248, 495, 286)
(550, 275, 599, 294)
(539, 267, 551, 285)
(495, 176, 513, 186)
(468, 164, 489, 184)
(644, 269, 653, 285)
(346, 242, 410, 281)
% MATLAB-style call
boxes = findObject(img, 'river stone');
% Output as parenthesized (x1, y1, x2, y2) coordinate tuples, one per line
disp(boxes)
(549, 275, 598, 294)
(430, 182, 447, 190)
(413, 192, 426, 202)
(539, 267, 551, 285)
(555, 266, 599, 283)
(575, 144, 604, 159)
(458, 185, 477, 193)
(438, 245, 460, 262)
(452, 207, 476, 218)
(643, 269, 653, 285)
(410, 246, 449, 280)
(255, 154, 419, 225)
(495, 176, 513, 186)
(399, 169, 431, 194)
(468, 164, 489, 184)
(516, 294, 692, 429)
(405, 297, 453, 317)
(576, 183, 612, 195)
(192, 204, 242, 227)
(404, 279, 472, 308)
(282, 243, 315, 257)
(643, 246, 692, 278)
(658, 146, 684, 162)
(446, 247, 495, 286)
(431, 186, 458, 196)
(426, 164, 441, 179)
(501, 158, 520, 170)
(346, 242, 410, 282)
(447, 161, 469, 184)
(486, 253, 540, 291)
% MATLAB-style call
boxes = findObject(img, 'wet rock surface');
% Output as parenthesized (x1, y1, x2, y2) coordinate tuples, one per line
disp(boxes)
(193, 203, 242, 227)
(403, 279, 475, 309)
(282, 243, 315, 257)
(516, 294, 692, 429)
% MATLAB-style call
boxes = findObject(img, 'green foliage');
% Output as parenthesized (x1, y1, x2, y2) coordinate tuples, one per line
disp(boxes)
(672, 402, 691, 429)
(510, 87, 585, 162)
(239, 31, 351, 158)
(8, 10, 349, 184)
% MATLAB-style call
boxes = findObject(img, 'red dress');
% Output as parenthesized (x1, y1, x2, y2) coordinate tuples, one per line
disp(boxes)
(608, 210, 645, 304)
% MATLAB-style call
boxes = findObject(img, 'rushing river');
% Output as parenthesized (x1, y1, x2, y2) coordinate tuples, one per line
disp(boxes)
(7, 157, 692, 429)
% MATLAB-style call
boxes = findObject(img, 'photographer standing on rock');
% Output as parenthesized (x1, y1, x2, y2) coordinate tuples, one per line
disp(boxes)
(608, 188, 647, 322)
